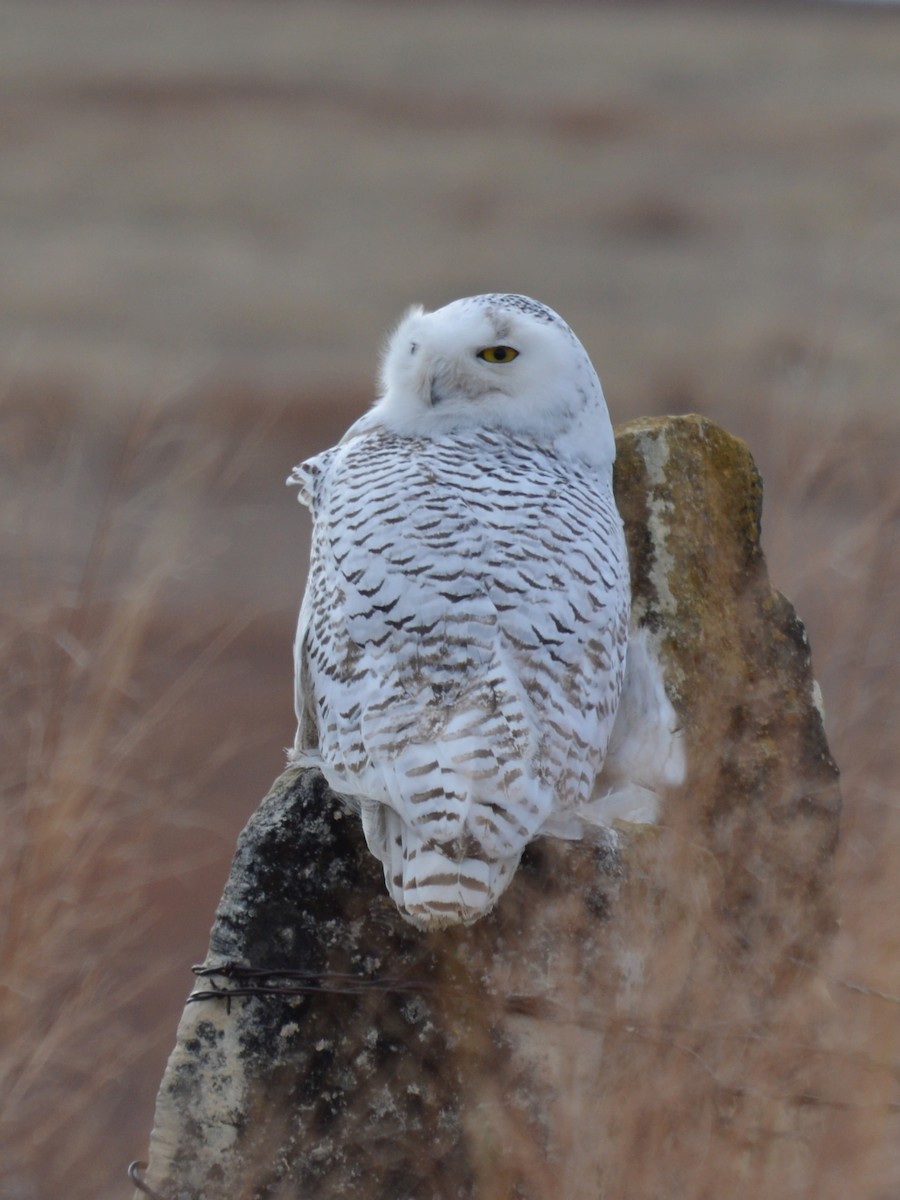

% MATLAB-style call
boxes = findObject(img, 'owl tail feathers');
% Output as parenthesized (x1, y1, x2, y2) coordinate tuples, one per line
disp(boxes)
(373, 807, 518, 930)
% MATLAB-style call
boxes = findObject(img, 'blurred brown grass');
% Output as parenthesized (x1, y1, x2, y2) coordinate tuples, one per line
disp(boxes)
(1, 1, 898, 1193)
(2, 383, 898, 1198)
(0, 396, 275, 1196)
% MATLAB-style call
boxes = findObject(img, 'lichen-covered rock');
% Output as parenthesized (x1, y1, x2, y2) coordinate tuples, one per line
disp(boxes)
(137, 416, 840, 1200)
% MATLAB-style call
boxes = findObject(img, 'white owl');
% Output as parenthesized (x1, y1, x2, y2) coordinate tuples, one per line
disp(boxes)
(289, 294, 681, 929)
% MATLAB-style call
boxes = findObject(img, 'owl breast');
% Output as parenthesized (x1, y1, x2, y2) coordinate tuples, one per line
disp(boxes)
(292, 425, 629, 928)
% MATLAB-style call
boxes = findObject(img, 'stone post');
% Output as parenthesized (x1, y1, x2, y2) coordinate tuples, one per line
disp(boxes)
(134, 416, 840, 1199)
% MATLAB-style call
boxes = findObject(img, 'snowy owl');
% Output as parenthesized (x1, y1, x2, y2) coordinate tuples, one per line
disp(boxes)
(289, 293, 681, 929)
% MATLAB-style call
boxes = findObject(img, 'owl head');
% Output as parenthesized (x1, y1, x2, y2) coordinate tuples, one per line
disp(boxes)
(371, 294, 616, 470)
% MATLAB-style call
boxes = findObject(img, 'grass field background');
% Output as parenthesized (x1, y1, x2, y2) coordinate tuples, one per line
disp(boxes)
(2, 2, 898, 1195)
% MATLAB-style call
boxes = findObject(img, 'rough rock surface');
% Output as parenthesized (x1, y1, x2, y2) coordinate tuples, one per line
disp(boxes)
(137, 415, 841, 1199)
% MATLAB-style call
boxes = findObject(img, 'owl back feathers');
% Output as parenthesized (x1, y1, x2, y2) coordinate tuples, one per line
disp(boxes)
(291, 423, 629, 927)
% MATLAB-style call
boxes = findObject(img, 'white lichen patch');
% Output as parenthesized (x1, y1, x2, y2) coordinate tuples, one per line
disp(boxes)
(353, 1049, 374, 1074)
(369, 1084, 400, 1121)
(636, 430, 679, 622)
(307, 1138, 334, 1163)
(148, 1004, 249, 1173)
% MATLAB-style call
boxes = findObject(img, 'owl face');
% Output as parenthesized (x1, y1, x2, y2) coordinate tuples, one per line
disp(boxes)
(373, 294, 616, 468)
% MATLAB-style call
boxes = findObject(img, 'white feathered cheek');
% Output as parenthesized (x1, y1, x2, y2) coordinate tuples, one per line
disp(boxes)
(378, 306, 426, 398)
(429, 358, 515, 409)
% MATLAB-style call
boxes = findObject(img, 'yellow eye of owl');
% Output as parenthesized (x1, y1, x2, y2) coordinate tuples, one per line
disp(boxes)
(478, 345, 519, 364)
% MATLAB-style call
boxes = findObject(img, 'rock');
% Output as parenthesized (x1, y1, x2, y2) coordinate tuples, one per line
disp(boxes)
(136, 416, 841, 1200)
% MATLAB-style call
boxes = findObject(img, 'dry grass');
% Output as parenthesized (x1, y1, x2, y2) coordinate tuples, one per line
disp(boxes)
(2, 387, 898, 1199)
(427, 399, 900, 1200)
(760, 410, 900, 1198)
(1, 2, 897, 1190)
(0, 397, 261, 1197)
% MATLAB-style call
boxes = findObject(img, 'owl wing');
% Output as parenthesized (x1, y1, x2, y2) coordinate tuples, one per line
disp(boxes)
(291, 429, 628, 923)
